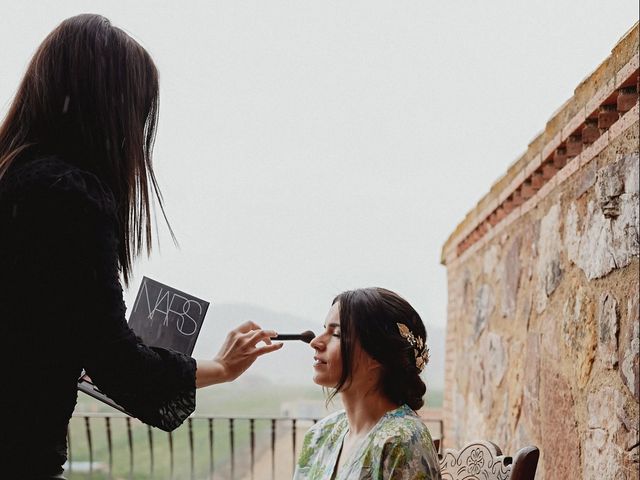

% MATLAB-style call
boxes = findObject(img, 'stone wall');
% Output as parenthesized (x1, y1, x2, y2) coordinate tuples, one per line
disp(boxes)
(440, 24, 639, 479)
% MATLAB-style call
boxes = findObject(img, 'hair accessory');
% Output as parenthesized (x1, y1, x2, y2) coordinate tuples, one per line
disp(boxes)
(397, 322, 429, 371)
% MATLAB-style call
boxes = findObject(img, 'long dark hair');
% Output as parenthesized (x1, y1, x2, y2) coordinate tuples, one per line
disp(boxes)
(0, 14, 171, 284)
(330, 287, 428, 410)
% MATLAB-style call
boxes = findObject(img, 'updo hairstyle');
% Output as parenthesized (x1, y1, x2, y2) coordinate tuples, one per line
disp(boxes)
(330, 287, 429, 410)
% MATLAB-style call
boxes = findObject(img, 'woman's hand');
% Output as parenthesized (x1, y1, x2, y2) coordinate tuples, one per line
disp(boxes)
(196, 321, 283, 388)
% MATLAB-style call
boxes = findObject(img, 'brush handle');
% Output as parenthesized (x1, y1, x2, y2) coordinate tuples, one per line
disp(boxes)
(272, 330, 315, 343)
(273, 334, 303, 340)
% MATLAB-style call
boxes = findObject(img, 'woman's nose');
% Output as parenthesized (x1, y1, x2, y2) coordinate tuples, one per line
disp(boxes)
(309, 335, 324, 350)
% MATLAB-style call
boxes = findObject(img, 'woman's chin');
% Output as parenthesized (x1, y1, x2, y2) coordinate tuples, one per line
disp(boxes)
(312, 374, 331, 387)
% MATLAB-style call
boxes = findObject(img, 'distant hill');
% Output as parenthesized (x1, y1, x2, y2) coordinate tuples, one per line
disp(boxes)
(192, 303, 445, 390)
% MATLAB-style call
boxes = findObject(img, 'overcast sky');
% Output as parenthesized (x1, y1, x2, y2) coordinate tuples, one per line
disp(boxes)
(1, 1, 637, 334)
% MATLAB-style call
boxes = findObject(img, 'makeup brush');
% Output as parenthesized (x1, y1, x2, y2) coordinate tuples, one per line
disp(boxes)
(273, 330, 315, 343)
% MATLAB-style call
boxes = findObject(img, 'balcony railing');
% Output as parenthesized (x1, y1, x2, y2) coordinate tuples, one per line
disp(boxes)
(67, 412, 443, 480)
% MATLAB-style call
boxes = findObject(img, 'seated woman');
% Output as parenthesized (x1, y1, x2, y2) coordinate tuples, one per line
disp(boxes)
(294, 288, 442, 480)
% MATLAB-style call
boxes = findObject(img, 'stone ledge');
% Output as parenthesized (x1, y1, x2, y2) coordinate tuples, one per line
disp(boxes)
(442, 22, 639, 265)
(451, 102, 637, 268)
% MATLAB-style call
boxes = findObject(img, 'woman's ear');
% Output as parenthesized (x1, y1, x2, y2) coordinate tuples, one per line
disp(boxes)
(356, 347, 381, 373)
(365, 356, 382, 373)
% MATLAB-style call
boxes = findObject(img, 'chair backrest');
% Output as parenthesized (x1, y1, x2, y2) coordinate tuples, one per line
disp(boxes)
(509, 445, 540, 480)
(433, 438, 441, 454)
(438, 440, 539, 480)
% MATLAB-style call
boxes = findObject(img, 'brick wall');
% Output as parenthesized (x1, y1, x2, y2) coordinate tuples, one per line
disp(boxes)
(440, 23, 639, 479)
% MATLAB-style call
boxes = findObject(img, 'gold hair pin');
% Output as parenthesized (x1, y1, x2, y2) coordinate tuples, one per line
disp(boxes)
(397, 323, 430, 371)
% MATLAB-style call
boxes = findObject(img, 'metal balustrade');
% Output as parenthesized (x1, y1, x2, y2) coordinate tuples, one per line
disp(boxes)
(66, 412, 444, 479)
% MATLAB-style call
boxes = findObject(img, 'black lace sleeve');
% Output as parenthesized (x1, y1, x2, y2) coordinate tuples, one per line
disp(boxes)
(10, 157, 197, 431)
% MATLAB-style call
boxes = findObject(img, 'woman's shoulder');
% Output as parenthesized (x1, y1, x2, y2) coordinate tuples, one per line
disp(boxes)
(308, 409, 347, 435)
(2, 154, 116, 214)
(376, 404, 435, 443)
(301, 409, 348, 447)
(370, 406, 442, 479)
(297, 409, 347, 470)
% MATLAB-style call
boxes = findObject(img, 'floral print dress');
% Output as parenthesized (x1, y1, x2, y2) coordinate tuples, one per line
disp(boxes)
(294, 404, 442, 480)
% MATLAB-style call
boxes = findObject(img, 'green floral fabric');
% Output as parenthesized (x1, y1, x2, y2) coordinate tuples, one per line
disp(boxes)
(294, 404, 442, 480)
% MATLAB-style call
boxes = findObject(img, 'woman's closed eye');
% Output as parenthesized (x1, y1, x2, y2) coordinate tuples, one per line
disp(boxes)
(323, 323, 341, 338)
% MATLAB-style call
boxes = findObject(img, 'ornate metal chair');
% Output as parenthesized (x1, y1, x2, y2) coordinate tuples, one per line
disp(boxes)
(438, 440, 539, 480)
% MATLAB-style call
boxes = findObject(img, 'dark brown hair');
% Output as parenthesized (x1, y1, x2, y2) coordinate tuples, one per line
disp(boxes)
(0, 14, 171, 284)
(329, 287, 428, 410)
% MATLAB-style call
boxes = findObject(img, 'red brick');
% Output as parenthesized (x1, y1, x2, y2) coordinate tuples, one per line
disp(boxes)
(521, 179, 536, 199)
(617, 86, 638, 112)
(503, 197, 515, 215)
(542, 161, 558, 180)
(598, 105, 620, 130)
(553, 146, 568, 168)
(512, 189, 524, 207)
(565, 134, 582, 158)
(554, 156, 568, 170)
(531, 169, 545, 189)
(582, 118, 600, 144)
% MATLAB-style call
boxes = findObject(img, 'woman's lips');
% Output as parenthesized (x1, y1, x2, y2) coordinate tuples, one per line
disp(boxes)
(313, 356, 327, 367)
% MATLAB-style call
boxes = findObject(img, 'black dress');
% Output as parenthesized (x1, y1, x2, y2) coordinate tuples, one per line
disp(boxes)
(0, 154, 197, 478)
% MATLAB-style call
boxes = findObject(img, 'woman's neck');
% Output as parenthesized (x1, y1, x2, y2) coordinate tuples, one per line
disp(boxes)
(340, 390, 399, 437)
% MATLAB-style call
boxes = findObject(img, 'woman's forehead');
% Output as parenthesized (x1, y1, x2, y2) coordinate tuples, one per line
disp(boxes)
(324, 302, 340, 326)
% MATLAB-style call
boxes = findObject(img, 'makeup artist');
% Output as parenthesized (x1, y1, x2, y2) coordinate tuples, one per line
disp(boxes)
(0, 14, 282, 479)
